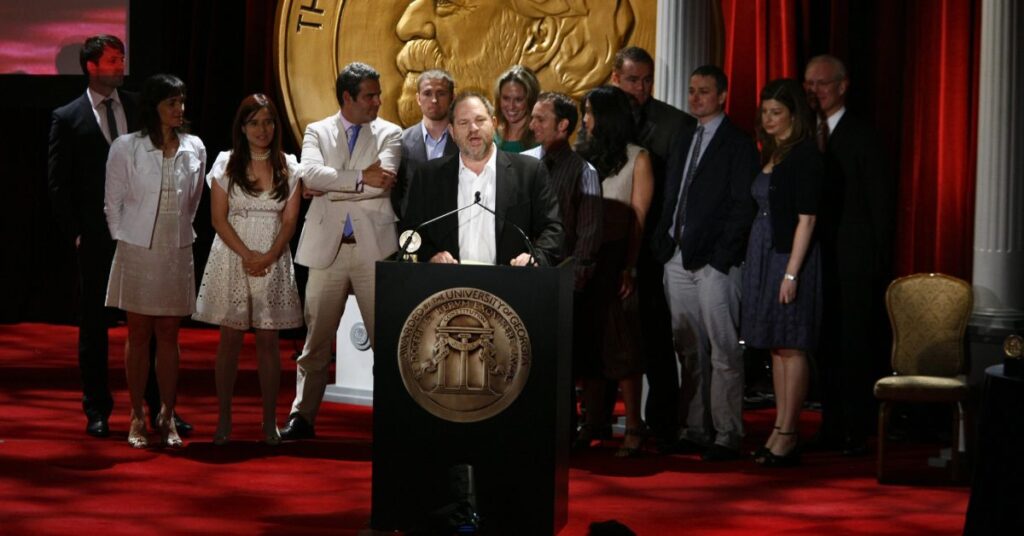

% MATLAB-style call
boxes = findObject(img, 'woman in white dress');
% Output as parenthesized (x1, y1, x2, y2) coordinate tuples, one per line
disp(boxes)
(575, 86, 654, 457)
(105, 74, 206, 448)
(193, 94, 302, 445)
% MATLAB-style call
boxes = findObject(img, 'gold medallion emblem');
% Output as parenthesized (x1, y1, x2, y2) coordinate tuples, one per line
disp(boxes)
(398, 288, 531, 422)
(1005, 334, 1023, 359)
(275, 0, 656, 141)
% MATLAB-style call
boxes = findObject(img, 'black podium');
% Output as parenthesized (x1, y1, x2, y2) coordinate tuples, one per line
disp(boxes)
(371, 261, 572, 535)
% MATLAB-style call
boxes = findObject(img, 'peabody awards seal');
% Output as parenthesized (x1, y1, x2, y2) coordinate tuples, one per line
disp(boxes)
(275, 0, 657, 141)
(397, 288, 531, 423)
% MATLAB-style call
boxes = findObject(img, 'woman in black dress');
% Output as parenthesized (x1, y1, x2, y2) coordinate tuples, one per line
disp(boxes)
(741, 79, 823, 466)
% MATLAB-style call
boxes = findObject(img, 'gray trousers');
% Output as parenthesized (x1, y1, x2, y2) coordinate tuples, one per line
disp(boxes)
(291, 243, 376, 424)
(663, 249, 744, 450)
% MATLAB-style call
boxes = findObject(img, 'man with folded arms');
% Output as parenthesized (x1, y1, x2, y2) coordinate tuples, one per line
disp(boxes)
(281, 62, 402, 441)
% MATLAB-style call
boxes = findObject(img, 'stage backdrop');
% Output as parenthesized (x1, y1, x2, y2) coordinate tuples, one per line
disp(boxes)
(274, 0, 657, 141)
(0, 0, 981, 323)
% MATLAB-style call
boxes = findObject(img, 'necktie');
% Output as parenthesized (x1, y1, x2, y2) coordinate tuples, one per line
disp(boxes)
(673, 125, 704, 247)
(342, 124, 362, 238)
(815, 115, 829, 152)
(102, 98, 118, 143)
(347, 124, 361, 154)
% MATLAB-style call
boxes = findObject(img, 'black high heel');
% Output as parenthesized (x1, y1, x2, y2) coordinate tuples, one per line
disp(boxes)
(615, 425, 650, 458)
(751, 426, 781, 460)
(758, 431, 801, 467)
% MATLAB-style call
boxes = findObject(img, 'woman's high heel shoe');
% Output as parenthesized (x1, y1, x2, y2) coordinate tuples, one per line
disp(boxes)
(157, 411, 184, 448)
(615, 425, 650, 458)
(213, 421, 231, 446)
(263, 423, 281, 446)
(752, 426, 782, 460)
(758, 431, 801, 467)
(128, 414, 148, 449)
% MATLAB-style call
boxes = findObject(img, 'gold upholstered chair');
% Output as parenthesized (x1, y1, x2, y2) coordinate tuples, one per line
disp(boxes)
(873, 273, 972, 483)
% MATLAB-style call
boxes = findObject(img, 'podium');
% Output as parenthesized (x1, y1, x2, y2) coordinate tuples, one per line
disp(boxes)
(371, 261, 572, 535)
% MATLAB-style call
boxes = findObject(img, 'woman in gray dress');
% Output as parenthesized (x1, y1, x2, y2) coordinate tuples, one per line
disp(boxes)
(740, 79, 823, 467)
(105, 74, 206, 448)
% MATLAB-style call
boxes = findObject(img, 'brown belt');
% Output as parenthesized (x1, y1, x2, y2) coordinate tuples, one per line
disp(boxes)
(341, 234, 357, 244)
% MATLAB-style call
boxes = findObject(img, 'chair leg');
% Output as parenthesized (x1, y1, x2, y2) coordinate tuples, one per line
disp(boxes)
(951, 401, 963, 482)
(877, 401, 889, 482)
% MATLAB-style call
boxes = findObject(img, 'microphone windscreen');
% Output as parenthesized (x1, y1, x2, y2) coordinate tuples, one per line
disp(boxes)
(474, 191, 481, 203)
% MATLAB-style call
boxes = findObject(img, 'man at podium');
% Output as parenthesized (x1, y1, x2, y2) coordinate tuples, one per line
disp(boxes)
(402, 91, 563, 266)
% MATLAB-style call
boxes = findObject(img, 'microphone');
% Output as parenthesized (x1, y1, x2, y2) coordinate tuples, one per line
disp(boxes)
(397, 195, 480, 260)
(472, 190, 538, 266)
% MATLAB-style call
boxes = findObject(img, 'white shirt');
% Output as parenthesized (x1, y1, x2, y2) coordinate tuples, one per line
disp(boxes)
(86, 87, 128, 144)
(457, 145, 498, 264)
(825, 106, 846, 137)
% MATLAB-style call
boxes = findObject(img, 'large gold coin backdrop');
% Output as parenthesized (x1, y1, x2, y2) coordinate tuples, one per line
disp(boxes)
(276, 0, 656, 142)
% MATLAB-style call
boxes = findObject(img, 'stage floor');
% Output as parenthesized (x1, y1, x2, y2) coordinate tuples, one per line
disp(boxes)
(0, 323, 969, 535)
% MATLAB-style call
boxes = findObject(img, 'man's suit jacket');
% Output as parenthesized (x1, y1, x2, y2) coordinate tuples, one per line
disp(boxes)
(393, 121, 458, 218)
(636, 98, 697, 246)
(822, 112, 894, 277)
(295, 112, 403, 269)
(401, 149, 564, 266)
(654, 115, 759, 272)
(638, 98, 696, 166)
(48, 90, 140, 242)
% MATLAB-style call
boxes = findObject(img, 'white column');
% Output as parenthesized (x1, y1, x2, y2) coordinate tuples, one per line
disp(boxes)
(655, 0, 721, 109)
(972, 0, 1024, 329)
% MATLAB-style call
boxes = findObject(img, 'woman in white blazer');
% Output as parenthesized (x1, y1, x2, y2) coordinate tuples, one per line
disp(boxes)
(104, 74, 206, 449)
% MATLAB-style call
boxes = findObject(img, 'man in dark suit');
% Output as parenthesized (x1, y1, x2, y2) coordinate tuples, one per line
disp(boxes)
(48, 35, 189, 438)
(654, 65, 758, 460)
(402, 92, 563, 267)
(393, 69, 459, 218)
(805, 55, 895, 456)
(611, 46, 698, 445)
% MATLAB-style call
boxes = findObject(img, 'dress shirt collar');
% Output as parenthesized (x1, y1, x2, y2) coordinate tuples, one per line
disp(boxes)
(87, 87, 122, 109)
(697, 112, 725, 138)
(458, 143, 498, 177)
(420, 121, 450, 159)
(825, 106, 846, 135)
(338, 111, 365, 132)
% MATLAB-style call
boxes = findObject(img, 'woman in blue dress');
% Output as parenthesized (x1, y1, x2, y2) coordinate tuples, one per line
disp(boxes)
(741, 79, 823, 467)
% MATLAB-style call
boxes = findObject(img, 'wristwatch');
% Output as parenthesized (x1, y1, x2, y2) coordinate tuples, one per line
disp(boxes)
(784, 273, 797, 282)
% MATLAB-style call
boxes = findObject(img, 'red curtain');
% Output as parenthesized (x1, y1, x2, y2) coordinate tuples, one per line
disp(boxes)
(895, 0, 978, 278)
(720, 0, 801, 136)
(718, 0, 979, 279)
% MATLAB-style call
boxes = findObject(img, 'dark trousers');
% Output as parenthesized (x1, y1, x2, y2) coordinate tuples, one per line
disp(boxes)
(819, 261, 887, 445)
(637, 250, 680, 439)
(77, 235, 161, 421)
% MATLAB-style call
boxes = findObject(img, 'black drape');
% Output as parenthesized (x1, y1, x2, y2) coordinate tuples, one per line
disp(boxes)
(1, 0, 295, 323)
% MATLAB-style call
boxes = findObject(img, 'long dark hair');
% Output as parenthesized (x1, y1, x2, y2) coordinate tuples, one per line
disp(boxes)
(139, 73, 187, 149)
(226, 94, 290, 201)
(575, 85, 636, 179)
(756, 78, 813, 165)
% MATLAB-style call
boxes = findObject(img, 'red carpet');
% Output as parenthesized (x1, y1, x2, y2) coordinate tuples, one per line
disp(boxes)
(0, 323, 969, 535)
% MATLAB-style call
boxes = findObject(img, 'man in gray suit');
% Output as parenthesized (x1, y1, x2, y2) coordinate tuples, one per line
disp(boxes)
(393, 69, 458, 218)
(611, 46, 698, 447)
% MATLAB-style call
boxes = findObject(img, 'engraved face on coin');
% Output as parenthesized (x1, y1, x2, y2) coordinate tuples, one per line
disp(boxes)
(275, 0, 657, 140)
(397, 288, 531, 422)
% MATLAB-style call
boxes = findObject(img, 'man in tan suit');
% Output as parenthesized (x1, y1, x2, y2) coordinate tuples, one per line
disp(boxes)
(281, 62, 403, 440)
